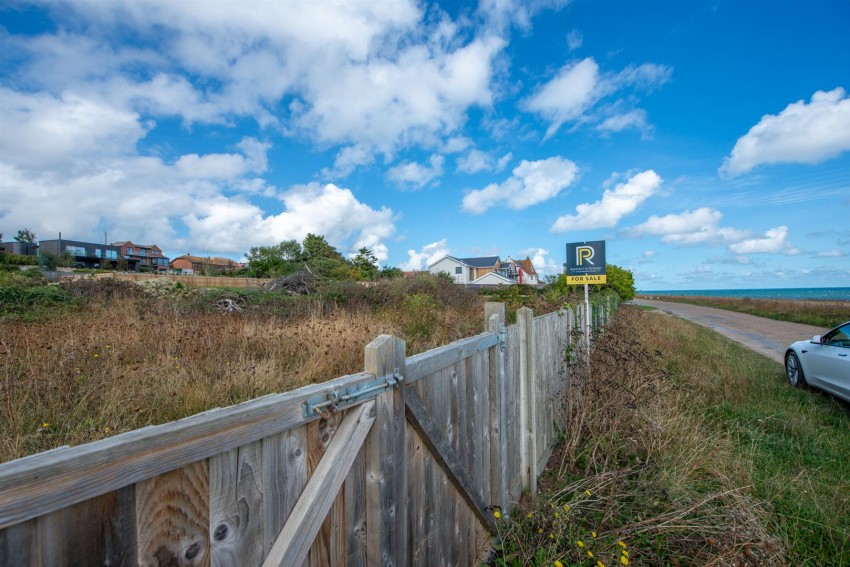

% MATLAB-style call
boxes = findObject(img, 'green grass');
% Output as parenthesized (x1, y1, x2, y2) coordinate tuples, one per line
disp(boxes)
(492, 306, 850, 566)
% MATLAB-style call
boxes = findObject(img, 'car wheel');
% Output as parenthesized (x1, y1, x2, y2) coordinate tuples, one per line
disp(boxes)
(785, 352, 807, 387)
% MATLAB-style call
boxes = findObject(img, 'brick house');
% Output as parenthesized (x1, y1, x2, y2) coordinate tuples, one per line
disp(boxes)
(170, 254, 240, 275)
(112, 241, 170, 272)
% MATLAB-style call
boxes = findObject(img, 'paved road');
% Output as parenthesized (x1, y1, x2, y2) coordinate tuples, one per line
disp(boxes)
(631, 299, 829, 364)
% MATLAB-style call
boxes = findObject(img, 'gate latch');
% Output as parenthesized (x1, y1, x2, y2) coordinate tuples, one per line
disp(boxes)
(302, 370, 403, 419)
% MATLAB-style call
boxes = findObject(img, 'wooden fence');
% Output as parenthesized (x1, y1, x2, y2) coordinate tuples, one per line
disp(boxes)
(93, 272, 273, 288)
(0, 300, 615, 566)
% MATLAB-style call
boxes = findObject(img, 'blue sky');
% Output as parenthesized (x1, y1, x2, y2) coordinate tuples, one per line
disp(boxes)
(1, 0, 848, 290)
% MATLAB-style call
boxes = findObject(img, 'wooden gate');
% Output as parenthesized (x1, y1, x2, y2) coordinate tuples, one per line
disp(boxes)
(0, 301, 613, 566)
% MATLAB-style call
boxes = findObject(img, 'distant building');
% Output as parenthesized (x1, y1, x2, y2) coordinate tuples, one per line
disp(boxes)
(428, 255, 539, 286)
(39, 239, 123, 270)
(170, 254, 240, 275)
(111, 241, 170, 272)
(0, 241, 39, 256)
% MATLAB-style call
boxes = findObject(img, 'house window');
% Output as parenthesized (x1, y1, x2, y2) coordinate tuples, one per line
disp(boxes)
(127, 247, 134, 254)
(106, 250, 118, 260)
(65, 245, 86, 256)
(455, 267, 462, 274)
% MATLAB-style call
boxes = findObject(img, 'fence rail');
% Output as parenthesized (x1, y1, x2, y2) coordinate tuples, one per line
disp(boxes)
(0, 299, 616, 566)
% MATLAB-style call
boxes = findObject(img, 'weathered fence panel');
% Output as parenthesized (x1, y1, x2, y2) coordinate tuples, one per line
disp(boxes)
(0, 298, 617, 566)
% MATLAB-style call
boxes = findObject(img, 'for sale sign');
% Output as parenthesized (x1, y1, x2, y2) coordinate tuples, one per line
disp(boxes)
(566, 241, 607, 284)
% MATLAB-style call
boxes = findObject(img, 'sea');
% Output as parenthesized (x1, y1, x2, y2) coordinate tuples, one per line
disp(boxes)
(637, 287, 850, 301)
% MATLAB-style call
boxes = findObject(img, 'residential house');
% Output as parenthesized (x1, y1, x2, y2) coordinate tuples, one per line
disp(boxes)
(112, 241, 170, 272)
(428, 255, 539, 286)
(39, 239, 123, 269)
(0, 241, 39, 256)
(171, 254, 240, 275)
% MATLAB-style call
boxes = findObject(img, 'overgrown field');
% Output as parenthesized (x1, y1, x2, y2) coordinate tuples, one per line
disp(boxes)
(0, 274, 577, 463)
(492, 306, 850, 566)
(635, 293, 850, 328)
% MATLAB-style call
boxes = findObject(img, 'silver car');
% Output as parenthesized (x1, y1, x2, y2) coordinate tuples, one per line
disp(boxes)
(785, 321, 850, 403)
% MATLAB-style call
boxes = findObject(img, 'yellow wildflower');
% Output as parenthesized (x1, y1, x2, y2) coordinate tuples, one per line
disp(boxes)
(554, 561, 563, 567)
(577, 540, 584, 548)
(554, 512, 560, 518)
(527, 513, 534, 518)
(591, 531, 597, 538)
(493, 510, 501, 519)
(585, 489, 591, 496)
(618, 541, 627, 548)
(620, 556, 629, 565)
(538, 528, 544, 534)
(94, 353, 100, 358)
(587, 550, 594, 558)
(549, 533, 555, 540)
(563, 504, 570, 512)
(42, 422, 49, 428)
(622, 550, 629, 558)
(597, 562, 605, 567)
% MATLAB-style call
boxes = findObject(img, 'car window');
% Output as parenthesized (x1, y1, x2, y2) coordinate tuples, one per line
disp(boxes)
(822, 324, 850, 347)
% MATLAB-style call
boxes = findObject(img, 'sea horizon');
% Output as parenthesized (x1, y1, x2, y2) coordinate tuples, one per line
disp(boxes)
(637, 287, 850, 301)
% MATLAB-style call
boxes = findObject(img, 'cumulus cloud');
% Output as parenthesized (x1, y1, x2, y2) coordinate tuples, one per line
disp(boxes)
(728, 226, 799, 255)
(386, 154, 445, 189)
(462, 156, 578, 214)
(8, 1, 505, 161)
(456, 149, 513, 174)
(518, 247, 561, 275)
(628, 208, 799, 256)
(626, 207, 749, 245)
(596, 109, 651, 137)
(551, 169, 661, 232)
(400, 239, 450, 271)
(720, 88, 850, 177)
(524, 58, 671, 138)
(478, 0, 570, 32)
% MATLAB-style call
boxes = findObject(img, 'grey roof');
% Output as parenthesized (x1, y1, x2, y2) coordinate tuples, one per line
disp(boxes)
(459, 256, 500, 268)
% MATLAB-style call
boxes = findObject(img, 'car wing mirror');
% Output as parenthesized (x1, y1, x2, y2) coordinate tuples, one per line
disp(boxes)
(810, 335, 822, 344)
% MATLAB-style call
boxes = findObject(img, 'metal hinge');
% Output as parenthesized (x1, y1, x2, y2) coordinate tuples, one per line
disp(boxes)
(499, 323, 506, 352)
(302, 369, 403, 419)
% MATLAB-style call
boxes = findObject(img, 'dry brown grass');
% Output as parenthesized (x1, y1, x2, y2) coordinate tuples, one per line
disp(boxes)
(636, 294, 850, 328)
(0, 291, 483, 462)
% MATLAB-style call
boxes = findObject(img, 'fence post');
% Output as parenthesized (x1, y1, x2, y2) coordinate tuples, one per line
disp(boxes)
(484, 302, 508, 514)
(363, 335, 407, 567)
(516, 307, 538, 495)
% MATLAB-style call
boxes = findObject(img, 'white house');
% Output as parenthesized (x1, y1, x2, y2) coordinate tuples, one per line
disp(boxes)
(428, 255, 539, 286)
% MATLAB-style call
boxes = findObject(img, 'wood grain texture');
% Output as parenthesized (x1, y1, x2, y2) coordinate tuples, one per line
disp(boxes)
(262, 401, 374, 567)
(36, 485, 137, 567)
(0, 371, 377, 530)
(405, 389, 496, 535)
(343, 444, 366, 567)
(487, 311, 508, 514)
(405, 332, 494, 384)
(261, 427, 307, 565)
(0, 519, 35, 566)
(306, 413, 343, 567)
(209, 441, 264, 567)
(136, 460, 210, 567)
(364, 335, 407, 567)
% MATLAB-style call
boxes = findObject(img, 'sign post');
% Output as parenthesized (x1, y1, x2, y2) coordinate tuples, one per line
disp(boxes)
(565, 241, 607, 360)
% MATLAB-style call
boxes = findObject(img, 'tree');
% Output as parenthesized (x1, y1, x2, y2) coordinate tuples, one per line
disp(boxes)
(599, 264, 636, 301)
(302, 233, 345, 263)
(246, 240, 304, 277)
(351, 247, 379, 280)
(15, 228, 36, 243)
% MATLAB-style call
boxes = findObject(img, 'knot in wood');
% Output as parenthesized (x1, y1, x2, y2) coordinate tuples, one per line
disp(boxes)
(213, 523, 229, 542)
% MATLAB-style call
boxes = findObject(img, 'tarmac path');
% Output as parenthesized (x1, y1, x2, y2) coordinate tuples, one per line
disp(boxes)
(630, 299, 830, 365)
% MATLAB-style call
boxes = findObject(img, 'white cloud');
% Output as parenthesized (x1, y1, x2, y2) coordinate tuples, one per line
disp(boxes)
(184, 182, 396, 259)
(456, 149, 513, 174)
(386, 154, 445, 189)
(478, 0, 569, 32)
(10, 1, 505, 161)
(462, 156, 578, 214)
(596, 109, 651, 137)
(626, 207, 749, 245)
(400, 239, 450, 271)
(518, 247, 561, 275)
(324, 144, 376, 179)
(567, 29, 583, 51)
(551, 169, 661, 232)
(524, 58, 671, 138)
(729, 226, 799, 255)
(720, 88, 850, 177)
(817, 249, 844, 257)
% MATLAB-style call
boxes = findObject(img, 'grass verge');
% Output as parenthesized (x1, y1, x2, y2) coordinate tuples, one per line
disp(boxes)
(635, 294, 849, 328)
(491, 306, 850, 566)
